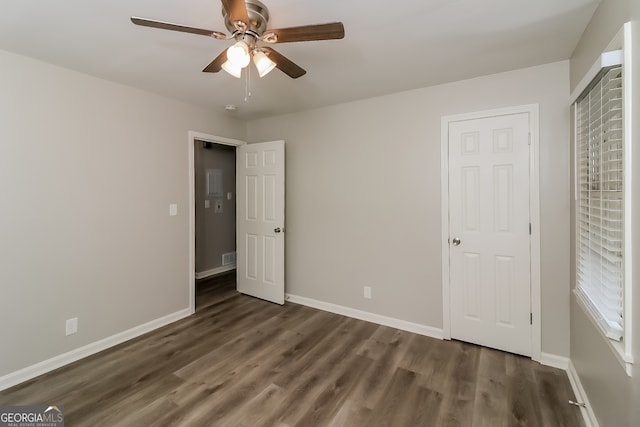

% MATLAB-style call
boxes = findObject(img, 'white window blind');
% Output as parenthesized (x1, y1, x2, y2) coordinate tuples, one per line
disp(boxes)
(575, 64, 624, 341)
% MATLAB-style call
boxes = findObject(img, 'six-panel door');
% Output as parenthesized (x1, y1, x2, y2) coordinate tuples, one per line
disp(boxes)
(448, 113, 532, 356)
(236, 140, 285, 305)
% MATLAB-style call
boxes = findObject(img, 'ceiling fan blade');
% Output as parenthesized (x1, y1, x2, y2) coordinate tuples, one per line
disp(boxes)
(262, 47, 306, 79)
(202, 50, 229, 73)
(131, 17, 226, 39)
(221, 0, 250, 29)
(263, 22, 345, 43)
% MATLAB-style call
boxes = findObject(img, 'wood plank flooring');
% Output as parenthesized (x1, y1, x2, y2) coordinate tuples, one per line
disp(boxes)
(0, 272, 584, 426)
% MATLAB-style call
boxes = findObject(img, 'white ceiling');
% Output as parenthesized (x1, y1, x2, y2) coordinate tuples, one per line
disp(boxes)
(0, 0, 599, 119)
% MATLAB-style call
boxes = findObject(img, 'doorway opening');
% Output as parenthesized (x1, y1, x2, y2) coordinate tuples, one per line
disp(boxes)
(188, 131, 246, 313)
(194, 139, 237, 311)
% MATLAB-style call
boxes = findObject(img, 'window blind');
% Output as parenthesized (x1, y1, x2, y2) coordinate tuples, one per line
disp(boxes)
(575, 64, 624, 341)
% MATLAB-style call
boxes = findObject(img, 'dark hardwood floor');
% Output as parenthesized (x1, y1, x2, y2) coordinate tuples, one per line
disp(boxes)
(0, 272, 584, 426)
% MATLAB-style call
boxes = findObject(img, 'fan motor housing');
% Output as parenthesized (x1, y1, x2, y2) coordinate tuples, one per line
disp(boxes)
(223, 0, 270, 35)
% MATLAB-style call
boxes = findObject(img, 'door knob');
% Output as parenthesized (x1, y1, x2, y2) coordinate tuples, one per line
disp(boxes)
(274, 227, 282, 233)
(452, 237, 461, 246)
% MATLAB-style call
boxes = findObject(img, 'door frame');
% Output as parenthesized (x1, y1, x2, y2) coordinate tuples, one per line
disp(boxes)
(440, 104, 541, 361)
(188, 131, 246, 314)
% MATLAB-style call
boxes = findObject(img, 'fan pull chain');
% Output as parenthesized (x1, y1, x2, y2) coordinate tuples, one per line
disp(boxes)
(244, 64, 252, 102)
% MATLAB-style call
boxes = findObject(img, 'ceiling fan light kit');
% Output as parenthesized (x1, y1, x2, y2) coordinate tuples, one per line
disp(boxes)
(131, 0, 345, 80)
(252, 50, 277, 77)
(221, 60, 242, 78)
(227, 41, 251, 68)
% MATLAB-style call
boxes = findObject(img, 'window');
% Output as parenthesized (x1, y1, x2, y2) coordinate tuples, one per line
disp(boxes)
(572, 24, 634, 375)
(574, 63, 624, 341)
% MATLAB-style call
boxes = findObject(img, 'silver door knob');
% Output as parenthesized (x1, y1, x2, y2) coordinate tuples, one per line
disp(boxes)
(274, 227, 282, 233)
(452, 237, 461, 246)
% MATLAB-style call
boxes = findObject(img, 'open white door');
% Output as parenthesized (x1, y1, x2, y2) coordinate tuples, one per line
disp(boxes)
(236, 140, 285, 304)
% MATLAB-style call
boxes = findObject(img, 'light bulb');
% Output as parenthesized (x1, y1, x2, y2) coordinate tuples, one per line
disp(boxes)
(221, 60, 242, 78)
(252, 51, 276, 77)
(226, 42, 250, 68)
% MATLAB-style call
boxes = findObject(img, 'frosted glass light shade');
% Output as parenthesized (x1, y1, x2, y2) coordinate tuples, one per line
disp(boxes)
(226, 42, 250, 68)
(221, 60, 242, 78)
(252, 51, 276, 77)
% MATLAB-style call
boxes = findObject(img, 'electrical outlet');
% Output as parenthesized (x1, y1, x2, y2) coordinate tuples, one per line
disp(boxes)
(65, 317, 78, 336)
(364, 286, 372, 299)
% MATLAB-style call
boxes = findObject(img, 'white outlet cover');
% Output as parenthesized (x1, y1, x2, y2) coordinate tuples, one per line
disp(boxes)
(65, 317, 78, 335)
(364, 286, 372, 299)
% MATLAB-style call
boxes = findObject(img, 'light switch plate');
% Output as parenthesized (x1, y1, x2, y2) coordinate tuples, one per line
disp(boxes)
(204, 200, 210, 209)
(169, 204, 178, 216)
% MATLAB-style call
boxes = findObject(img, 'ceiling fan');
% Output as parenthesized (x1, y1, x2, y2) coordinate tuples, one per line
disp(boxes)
(131, 0, 345, 79)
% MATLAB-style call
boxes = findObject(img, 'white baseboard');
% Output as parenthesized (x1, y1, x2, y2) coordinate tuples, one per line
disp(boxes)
(539, 354, 599, 427)
(285, 294, 443, 340)
(567, 360, 600, 427)
(195, 265, 236, 280)
(0, 308, 191, 392)
(539, 352, 570, 370)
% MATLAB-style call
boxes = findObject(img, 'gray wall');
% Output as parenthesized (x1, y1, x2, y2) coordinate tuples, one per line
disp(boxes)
(569, 0, 640, 426)
(194, 142, 236, 273)
(0, 49, 244, 377)
(246, 60, 571, 357)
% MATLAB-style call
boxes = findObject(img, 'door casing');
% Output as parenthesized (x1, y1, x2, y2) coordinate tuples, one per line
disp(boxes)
(440, 104, 541, 362)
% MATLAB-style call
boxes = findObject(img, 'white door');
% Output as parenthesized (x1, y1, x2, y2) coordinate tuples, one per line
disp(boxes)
(448, 113, 531, 356)
(236, 140, 285, 305)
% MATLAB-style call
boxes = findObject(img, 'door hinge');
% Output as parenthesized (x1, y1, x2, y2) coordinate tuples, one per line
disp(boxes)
(530, 313, 533, 325)
(528, 133, 531, 145)
(529, 223, 531, 235)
